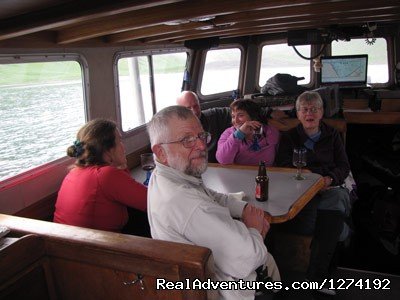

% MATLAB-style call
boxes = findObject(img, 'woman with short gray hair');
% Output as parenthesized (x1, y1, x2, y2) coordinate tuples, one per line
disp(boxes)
(276, 91, 351, 295)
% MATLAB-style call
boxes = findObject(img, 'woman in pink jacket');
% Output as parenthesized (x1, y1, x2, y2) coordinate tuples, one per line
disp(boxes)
(216, 99, 279, 166)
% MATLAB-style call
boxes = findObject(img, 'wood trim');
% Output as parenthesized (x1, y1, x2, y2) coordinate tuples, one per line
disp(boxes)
(343, 98, 369, 110)
(380, 99, 400, 112)
(14, 192, 57, 221)
(0, 0, 184, 41)
(146, 6, 400, 44)
(0, 215, 215, 300)
(0, 214, 212, 269)
(1, 0, 400, 45)
(56, 0, 321, 44)
(0, 234, 45, 282)
(344, 111, 400, 124)
(274, 176, 324, 223)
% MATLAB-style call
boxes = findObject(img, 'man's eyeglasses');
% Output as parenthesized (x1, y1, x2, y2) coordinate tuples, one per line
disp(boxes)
(298, 106, 321, 114)
(161, 132, 211, 148)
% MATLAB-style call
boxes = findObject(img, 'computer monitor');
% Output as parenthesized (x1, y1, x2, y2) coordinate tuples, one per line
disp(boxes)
(320, 54, 368, 86)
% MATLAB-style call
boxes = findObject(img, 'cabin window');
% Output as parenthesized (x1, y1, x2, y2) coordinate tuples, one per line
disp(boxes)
(117, 52, 187, 132)
(259, 43, 311, 87)
(201, 48, 241, 95)
(331, 38, 388, 83)
(0, 57, 86, 182)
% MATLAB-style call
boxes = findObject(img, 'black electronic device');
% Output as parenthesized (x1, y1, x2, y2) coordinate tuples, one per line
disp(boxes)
(320, 55, 368, 87)
(184, 37, 219, 50)
(288, 29, 331, 46)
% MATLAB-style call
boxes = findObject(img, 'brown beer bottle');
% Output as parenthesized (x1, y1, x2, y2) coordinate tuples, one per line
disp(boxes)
(255, 161, 269, 202)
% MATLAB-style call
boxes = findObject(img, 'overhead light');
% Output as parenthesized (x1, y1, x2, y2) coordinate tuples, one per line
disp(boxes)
(164, 16, 216, 26)
(189, 16, 215, 22)
(195, 21, 236, 31)
(196, 25, 214, 30)
(164, 20, 190, 26)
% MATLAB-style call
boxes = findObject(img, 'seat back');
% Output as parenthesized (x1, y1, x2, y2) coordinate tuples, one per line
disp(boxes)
(0, 214, 217, 300)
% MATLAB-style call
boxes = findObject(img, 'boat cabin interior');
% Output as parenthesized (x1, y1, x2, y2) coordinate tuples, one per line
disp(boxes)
(1, 1, 400, 299)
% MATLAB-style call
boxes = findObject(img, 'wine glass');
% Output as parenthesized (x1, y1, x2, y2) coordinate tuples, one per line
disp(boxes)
(253, 125, 263, 140)
(292, 147, 307, 180)
(250, 125, 265, 151)
(140, 153, 155, 186)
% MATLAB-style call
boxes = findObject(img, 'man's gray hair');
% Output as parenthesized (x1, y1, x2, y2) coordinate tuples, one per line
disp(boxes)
(295, 91, 324, 111)
(147, 105, 198, 147)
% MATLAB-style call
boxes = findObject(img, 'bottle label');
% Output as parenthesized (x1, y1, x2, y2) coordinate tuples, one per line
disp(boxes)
(255, 183, 261, 199)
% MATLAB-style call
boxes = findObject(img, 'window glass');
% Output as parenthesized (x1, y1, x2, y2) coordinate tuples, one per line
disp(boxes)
(259, 44, 310, 86)
(331, 38, 388, 83)
(118, 56, 152, 132)
(153, 53, 187, 111)
(201, 48, 241, 95)
(118, 52, 187, 132)
(0, 60, 86, 181)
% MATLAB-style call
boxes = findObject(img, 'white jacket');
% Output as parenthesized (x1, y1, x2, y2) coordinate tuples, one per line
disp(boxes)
(148, 161, 271, 300)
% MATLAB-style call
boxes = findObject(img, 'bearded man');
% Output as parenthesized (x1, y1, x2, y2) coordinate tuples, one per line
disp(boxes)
(147, 105, 280, 300)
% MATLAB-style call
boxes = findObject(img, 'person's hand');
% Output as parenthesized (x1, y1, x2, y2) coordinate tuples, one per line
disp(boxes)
(242, 204, 265, 236)
(238, 121, 261, 136)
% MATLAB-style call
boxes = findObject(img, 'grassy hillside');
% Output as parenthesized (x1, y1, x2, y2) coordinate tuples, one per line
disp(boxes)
(0, 61, 81, 86)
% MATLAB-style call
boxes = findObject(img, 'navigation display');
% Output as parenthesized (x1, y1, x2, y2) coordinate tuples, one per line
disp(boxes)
(320, 55, 368, 85)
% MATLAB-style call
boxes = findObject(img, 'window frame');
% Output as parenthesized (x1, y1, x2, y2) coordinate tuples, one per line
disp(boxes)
(0, 53, 89, 192)
(114, 47, 188, 136)
(197, 44, 244, 101)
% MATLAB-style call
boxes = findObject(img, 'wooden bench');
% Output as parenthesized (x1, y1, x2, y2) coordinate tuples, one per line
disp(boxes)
(0, 214, 217, 300)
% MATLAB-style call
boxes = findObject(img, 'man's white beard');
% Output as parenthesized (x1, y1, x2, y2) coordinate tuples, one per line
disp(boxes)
(166, 149, 208, 177)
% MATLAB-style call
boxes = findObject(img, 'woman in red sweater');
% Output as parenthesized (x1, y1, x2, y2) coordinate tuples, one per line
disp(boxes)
(54, 119, 148, 235)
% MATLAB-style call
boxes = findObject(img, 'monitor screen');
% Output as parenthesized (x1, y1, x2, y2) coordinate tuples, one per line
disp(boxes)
(320, 55, 368, 85)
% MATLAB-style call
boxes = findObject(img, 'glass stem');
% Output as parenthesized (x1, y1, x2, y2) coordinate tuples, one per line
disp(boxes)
(296, 166, 301, 178)
(146, 170, 151, 182)
(143, 170, 152, 186)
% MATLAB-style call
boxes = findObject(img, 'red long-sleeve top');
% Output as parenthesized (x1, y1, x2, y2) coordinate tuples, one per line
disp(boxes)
(54, 165, 147, 232)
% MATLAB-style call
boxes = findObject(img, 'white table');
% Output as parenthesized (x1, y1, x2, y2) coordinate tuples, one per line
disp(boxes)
(203, 164, 324, 223)
(131, 163, 324, 223)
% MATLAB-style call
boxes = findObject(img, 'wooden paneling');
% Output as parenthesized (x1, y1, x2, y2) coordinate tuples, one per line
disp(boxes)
(14, 192, 57, 221)
(50, 259, 183, 300)
(1, 0, 400, 45)
(344, 111, 400, 124)
(0, 234, 56, 300)
(381, 99, 400, 112)
(0, 214, 216, 300)
(343, 98, 370, 110)
(0, 235, 45, 283)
